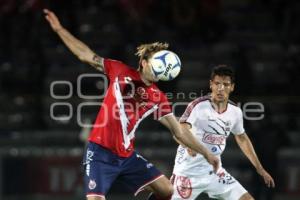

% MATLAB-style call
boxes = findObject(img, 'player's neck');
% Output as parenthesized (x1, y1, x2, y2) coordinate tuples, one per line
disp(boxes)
(211, 100, 228, 114)
(139, 71, 152, 86)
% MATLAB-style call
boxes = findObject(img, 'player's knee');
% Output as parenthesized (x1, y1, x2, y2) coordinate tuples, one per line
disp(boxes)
(158, 181, 174, 197)
(154, 184, 173, 199)
(148, 189, 173, 200)
(165, 183, 174, 196)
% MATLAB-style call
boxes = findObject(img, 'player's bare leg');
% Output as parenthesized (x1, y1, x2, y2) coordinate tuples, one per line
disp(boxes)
(87, 196, 105, 200)
(144, 176, 173, 199)
(239, 192, 254, 200)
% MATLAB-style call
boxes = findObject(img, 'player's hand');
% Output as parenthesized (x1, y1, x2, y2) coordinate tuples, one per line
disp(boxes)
(257, 168, 275, 188)
(43, 9, 63, 32)
(206, 153, 220, 173)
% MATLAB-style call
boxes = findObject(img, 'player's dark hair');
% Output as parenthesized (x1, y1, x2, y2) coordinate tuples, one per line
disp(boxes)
(136, 42, 169, 70)
(210, 65, 235, 83)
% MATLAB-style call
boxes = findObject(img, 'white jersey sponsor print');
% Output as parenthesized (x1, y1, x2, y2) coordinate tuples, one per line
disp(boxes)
(174, 97, 245, 176)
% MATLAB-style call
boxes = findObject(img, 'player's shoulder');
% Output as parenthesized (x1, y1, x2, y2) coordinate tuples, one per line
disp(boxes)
(189, 95, 211, 108)
(105, 58, 125, 65)
(228, 99, 239, 108)
(228, 99, 242, 113)
(105, 58, 134, 71)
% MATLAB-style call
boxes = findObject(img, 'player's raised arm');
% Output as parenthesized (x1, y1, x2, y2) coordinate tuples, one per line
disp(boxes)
(159, 114, 220, 172)
(43, 9, 104, 72)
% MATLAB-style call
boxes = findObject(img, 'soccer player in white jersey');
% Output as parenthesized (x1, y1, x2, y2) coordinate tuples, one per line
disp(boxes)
(171, 65, 275, 200)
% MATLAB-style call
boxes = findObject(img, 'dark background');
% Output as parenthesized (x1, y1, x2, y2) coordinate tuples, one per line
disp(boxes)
(0, 0, 300, 199)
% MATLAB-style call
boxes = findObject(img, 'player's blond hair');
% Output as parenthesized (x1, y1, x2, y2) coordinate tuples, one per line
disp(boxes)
(136, 42, 169, 70)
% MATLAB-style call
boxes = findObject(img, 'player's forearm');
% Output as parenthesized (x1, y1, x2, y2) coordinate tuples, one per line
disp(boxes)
(237, 136, 263, 171)
(173, 135, 186, 147)
(175, 128, 211, 159)
(161, 115, 212, 159)
(55, 28, 95, 63)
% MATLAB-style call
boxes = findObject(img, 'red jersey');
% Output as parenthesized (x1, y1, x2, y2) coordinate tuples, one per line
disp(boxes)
(88, 59, 172, 157)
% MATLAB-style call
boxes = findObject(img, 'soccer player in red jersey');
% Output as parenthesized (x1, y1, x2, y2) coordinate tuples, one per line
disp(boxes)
(44, 9, 219, 200)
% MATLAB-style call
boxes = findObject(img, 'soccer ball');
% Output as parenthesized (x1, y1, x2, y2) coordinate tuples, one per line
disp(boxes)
(149, 50, 181, 81)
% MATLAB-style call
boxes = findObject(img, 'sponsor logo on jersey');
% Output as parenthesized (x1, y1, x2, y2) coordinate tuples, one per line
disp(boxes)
(202, 133, 226, 145)
(211, 146, 218, 152)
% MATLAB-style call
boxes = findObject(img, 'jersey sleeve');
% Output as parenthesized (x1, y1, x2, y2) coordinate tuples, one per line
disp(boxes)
(154, 92, 172, 120)
(231, 108, 245, 135)
(103, 59, 126, 79)
(179, 102, 198, 126)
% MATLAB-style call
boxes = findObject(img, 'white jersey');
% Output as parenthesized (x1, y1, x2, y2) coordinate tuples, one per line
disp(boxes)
(173, 95, 245, 176)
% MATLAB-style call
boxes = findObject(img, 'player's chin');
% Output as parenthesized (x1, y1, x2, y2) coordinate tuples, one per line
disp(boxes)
(216, 97, 225, 103)
(152, 77, 160, 82)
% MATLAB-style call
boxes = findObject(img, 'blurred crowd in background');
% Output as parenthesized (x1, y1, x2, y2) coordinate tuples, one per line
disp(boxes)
(0, 0, 299, 200)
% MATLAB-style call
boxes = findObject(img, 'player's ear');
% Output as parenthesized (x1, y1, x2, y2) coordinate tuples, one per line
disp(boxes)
(230, 83, 235, 92)
(209, 80, 213, 90)
(141, 59, 148, 68)
(138, 59, 146, 72)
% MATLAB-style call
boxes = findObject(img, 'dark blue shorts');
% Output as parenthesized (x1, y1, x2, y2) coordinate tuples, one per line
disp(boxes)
(83, 142, 163, 198)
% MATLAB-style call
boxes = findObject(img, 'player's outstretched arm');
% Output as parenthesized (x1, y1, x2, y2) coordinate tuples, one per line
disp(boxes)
(160, 114, 220, 172)
(234, 133, 275, 188)
(43, 9, 104, 72)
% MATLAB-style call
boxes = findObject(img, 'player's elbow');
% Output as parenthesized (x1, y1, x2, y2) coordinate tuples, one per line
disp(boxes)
(160, 182, 174, 198)
(235, 134, 248, 144)
(173, 129, 185, 143)
(166, 184, 174, 197)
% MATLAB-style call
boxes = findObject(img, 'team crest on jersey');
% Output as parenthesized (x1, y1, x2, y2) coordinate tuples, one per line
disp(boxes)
(224, 121, 231, 132)
(137, 87, 146, 96)
(225, 120, 231, 126)
(176, 176, 192, 199)
(225, 121, 230, 126)
(88, 179, 97, 190)
(132, 87, 148, 108)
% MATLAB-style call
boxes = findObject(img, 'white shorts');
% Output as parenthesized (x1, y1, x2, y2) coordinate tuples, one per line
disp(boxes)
(171, 168, 247, 200)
